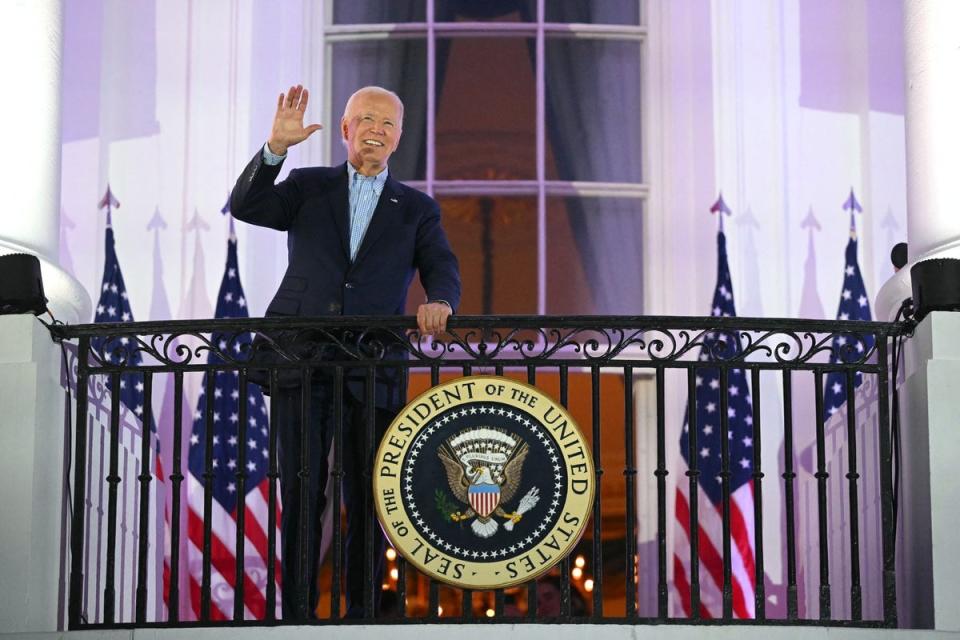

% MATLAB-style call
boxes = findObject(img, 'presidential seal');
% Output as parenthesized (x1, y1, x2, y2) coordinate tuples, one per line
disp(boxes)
(374, 376, 594, 590)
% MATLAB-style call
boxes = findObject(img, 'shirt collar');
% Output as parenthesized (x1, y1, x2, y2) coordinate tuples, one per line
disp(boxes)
(347, 162, 389, 193)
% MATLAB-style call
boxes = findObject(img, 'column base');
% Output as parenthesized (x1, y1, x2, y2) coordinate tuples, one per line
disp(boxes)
(898, 312, 960, 630)
(0, 315, 66, 632)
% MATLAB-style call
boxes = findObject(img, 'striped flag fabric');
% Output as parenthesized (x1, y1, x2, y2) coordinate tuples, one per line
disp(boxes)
(823, 190, 873, 420)
(673, 228, 756, 619)
(185, 219, 281, 620)
(468, 484, 501, 519)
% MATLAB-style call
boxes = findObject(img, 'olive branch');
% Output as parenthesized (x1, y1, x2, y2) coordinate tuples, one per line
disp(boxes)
(434, 489, 460, 521)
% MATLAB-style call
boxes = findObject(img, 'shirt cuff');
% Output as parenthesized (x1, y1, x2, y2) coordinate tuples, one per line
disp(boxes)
(262, 142, 287, 166)
(428, 299, 453, 312)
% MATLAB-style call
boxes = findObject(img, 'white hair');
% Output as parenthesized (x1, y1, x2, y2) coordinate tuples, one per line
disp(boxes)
(341, 86, 404, 124)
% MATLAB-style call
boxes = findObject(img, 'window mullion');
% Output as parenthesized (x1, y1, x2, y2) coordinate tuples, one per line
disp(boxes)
(536, 0, 546, 315)
(426, 0, 436, 198)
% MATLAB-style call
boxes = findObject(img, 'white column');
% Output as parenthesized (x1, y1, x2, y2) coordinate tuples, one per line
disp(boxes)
(0, 0, 90, 324)
(903, 0, 960, 262)
(877, 0, 960, 320)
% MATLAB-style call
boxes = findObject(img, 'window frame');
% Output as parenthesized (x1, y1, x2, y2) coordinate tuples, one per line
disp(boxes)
(321, 0, 648, 315)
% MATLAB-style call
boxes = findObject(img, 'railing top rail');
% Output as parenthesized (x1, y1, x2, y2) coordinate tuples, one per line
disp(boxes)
(47, 314, 910, 339)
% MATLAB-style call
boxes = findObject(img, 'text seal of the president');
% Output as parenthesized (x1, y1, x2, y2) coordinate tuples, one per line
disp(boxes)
(374, 376, 594, 589)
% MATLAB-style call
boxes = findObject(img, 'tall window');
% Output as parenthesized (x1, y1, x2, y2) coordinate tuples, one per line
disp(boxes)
(323, 0, 647, 315)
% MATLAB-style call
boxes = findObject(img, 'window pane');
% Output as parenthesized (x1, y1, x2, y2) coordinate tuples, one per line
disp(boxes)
(545, 0, 641, 25)
(333, 0, 425, 24)
(546, 197, 643, 315)
(435, 0, 535, 22)
(407, 197, 537, 315)
(330, 40, 427, 181)
(544, 38, 642, 183)
(435, 37, 536, 180)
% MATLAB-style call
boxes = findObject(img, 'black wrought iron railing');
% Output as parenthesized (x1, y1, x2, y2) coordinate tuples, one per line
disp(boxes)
(49, 315, 909, 629)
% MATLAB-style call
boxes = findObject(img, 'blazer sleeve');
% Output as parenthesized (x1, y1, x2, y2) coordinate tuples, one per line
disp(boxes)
(229, 148, 302, 231)
(414, 196, 462, 313)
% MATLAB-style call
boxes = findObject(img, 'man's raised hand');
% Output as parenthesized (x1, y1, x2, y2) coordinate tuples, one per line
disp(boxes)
(266, 85, 322, 156)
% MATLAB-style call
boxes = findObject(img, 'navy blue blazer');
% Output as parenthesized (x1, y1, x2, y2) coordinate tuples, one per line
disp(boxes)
(230, 150, 461, 407)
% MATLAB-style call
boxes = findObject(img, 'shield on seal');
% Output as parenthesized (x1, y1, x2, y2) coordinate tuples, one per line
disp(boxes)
(468, 483, 500, 518)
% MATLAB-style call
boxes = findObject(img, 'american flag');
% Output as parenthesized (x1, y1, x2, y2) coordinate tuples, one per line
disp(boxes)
(823, 191, 873, 420)
(92, 186, 149, 424)
(185, 217, 281, 620)
(673, 226, 756, 619)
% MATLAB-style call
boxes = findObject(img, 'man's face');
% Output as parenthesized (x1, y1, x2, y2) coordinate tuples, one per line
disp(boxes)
(341, 91, 403, 175)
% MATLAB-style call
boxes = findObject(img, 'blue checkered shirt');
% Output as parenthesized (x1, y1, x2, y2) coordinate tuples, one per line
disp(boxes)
(345, 162, 388, 261)
(262, 143, 388, 261)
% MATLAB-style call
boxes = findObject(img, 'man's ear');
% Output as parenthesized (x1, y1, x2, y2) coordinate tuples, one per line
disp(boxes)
(341, 117, 349, 141)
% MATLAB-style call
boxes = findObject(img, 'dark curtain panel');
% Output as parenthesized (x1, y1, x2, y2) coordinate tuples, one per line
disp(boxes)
(541, 4, 644, 314)
(330, 1, 429, 181)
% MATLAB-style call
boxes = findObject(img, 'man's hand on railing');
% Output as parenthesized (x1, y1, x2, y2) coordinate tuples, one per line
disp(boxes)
(416, 301, 452, 337)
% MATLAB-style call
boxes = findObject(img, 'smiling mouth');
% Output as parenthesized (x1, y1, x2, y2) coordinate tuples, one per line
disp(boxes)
(363, 139, 384, 147)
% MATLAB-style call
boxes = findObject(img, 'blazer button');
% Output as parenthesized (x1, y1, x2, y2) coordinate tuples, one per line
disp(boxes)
(344, 282, 355, 289)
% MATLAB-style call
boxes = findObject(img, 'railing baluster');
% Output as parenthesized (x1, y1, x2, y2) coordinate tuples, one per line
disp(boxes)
(845, 368, 862, 621)
(718, 367, 733, 620)
(118, 441, 131, 623)
(296, 367, 312, 619)
(559, 364, 572, 619)
(169, 371, 185, 622)
(526, 365, 537, 620)
(233, 368, 248, 621)
(428, 581, 439, 619)
(461, 588, 473, 620)
(488, 364, 506, 618)
(654, 366, 667, 620)
(461, 363, 477, 620)
(364, 365, 376, 619)
(201, 371, 217, 621)
(429, 363, 440, 620)
(128, 451, 139, 620)
(103, 371, 122, 624)
(395, 549, 407, 619)
(135, 372, 153, 623)
(590, 366, 603, 618)
(623, 365, 639, 619)
(93, 411, 106, 622)
(687, 367, 702, 619)
(750, 368, 765, 621)
(396, 353, 414, 619)
(781, 370, 798, 620)
(331, 366, 344, 619)
(266, 369, 279, 621)
(876, 335, 898, 627)
(814, 370, 831, 620)
(69, 336, 90, 629)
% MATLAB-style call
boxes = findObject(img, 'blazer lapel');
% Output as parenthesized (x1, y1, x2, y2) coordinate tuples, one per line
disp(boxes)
(324, 164, 351, 260)
(353, 177, 403, 265)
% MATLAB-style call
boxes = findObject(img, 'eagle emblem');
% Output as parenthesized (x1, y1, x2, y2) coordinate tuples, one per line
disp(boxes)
(438, 427, 541, 538)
